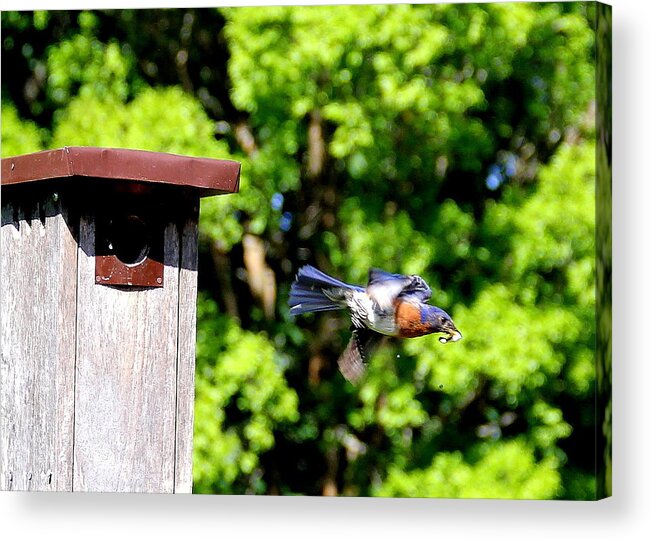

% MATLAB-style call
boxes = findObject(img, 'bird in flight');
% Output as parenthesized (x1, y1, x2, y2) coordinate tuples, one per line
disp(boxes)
(288, 265, 462, 383)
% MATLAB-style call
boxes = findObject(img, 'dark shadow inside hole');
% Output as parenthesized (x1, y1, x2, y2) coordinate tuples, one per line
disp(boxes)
(110, 215, 151, 266)
(39, 203, 46, 227)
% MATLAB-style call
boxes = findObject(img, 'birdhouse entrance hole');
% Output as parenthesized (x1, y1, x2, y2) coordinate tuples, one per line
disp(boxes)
(111, 214, 150, 266)
(94, 195, 166, 288)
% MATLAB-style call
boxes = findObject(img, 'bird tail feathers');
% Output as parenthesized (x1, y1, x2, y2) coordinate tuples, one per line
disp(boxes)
(288, 265, 362, 315)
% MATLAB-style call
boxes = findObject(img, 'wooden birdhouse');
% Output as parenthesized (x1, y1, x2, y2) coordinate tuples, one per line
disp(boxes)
(1, 147, 240, 493)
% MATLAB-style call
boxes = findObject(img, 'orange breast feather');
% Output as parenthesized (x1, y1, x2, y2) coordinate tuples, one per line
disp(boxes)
(395, 301, 432, 338)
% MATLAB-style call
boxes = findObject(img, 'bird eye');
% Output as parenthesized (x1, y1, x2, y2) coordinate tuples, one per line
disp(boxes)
(439, 316, 446, 323)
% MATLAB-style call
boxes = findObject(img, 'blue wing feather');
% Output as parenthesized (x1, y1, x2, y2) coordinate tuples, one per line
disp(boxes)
(289, 265, 363, 316)
(367, 268, 409, 286)
(367, 269, 432, 305)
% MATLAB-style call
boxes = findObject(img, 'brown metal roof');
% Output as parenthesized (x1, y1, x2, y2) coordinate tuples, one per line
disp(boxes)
(1, 147, 240, 196)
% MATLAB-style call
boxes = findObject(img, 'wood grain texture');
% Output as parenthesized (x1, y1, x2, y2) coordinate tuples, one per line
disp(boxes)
(1, 194, 77, 491)
(174, 207, 199, 493)
(73, 214, 180, 493)
(2, 194, 201, 494)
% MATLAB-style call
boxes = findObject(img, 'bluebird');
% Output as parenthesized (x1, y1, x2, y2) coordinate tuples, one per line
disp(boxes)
(288, 265, 462, 383)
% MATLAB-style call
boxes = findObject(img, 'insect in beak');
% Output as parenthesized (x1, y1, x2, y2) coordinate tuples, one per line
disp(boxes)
(439, 330, 463, 344)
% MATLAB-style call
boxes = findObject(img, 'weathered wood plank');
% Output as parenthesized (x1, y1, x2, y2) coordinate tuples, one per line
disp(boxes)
(73, 213, 180, 493)
(1, 194, 77, 491)
(174, 206, 199, 493)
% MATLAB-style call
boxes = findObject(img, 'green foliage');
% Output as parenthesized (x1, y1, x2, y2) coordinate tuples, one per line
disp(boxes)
(193, 295, 298, 494)
(379, 439, 561, 499)
(52, 86, 231, 157)
(1, 103, 44, 157)
(47, 33, 135, 105)
(1, 2, 599, 499)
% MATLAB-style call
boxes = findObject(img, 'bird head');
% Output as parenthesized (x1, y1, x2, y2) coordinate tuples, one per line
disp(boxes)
(422, 306, 463, 343)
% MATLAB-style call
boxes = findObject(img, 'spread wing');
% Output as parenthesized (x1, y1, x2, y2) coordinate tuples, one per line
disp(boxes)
(399, 274, 432, 303)
(366, 268, 431, 309)
(338, 328, 383, 384)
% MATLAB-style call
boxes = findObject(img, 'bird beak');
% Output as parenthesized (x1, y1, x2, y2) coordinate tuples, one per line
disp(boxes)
(449, 330, 463, 342)
(439, 325, 462, 344)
